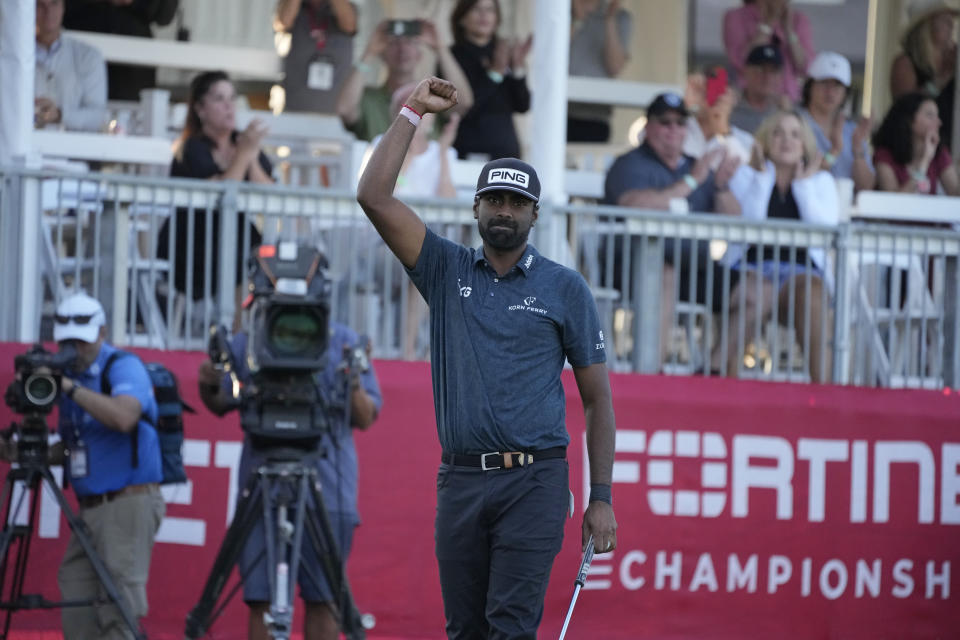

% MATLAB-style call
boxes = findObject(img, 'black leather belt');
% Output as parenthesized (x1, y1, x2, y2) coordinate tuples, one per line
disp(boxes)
(441, 446, 566, 470)
(77, 482, 158, 509)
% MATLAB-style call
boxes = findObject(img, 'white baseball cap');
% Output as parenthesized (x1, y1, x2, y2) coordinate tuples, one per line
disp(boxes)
(807, 52, 852, 88)
(53, 292, 106, 344)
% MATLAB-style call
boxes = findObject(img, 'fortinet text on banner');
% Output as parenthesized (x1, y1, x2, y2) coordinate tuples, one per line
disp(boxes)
(584, 430, 956, 599)
(567, 374, 960, 638)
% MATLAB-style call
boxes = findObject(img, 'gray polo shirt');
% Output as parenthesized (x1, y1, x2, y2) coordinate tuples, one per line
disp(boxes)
(604, 142, 718, 213)
(407, 229, 606, 454)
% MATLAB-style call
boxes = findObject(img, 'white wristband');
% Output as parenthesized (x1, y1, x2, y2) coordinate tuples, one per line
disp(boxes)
(399, 105, 422, 127)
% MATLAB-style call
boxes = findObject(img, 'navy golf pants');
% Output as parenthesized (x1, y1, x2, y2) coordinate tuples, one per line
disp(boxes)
(435, 457, 569, 640)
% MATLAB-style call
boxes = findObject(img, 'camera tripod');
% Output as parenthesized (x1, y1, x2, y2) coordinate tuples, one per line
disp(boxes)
(184, 448, 366, 640)
(0, 428, 144, 639)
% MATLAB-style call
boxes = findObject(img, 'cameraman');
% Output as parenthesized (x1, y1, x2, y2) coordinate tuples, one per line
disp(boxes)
(1, 292, 166, 639)
(196, 317, 381, 640)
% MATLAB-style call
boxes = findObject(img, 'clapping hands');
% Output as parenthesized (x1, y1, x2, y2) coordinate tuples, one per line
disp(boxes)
(714, 149, 741, 190)
(795, 150, 824, 181)
(237, 119, 269, 154)
(490, 36, 532, 74)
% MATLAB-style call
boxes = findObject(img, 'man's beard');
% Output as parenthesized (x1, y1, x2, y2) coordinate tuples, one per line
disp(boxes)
(478, 218, 531, 252)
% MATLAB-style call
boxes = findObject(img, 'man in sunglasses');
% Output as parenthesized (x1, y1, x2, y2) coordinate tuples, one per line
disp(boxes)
(603, 91, 742, 371)
(37, 292, 164, 639)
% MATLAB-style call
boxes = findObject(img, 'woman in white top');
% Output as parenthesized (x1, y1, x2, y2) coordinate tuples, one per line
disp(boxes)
(370, 85, 460, 198)
(724, 109, 839, 383)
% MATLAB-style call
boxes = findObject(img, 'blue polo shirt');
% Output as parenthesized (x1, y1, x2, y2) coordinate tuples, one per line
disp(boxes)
(407, 228, 606, 454)
(58, 343, 161, 497)
(604, 142, 718, 213)
(228, 323, 383, 524)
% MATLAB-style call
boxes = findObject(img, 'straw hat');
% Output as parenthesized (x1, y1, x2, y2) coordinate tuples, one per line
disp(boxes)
(903, 0, 959, 37)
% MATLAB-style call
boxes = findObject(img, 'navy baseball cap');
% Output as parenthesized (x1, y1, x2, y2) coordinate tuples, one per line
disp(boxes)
(746, 44, 784, 67)
(647, 92, 689, 119)
(475, 158, 541, 203)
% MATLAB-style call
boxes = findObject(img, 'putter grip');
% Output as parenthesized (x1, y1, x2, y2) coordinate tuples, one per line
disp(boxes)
(575, 536, 595, 587)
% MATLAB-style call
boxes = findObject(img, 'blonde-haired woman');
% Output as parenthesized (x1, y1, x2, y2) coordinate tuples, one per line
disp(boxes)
(723, 110, 839, 383)
(891, 0, 957, 99)
(890, 0, 958, 149)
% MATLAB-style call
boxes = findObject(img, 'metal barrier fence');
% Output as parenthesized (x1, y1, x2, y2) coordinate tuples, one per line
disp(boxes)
(1, 166, 957, 390)
(568, 204, 960, 389)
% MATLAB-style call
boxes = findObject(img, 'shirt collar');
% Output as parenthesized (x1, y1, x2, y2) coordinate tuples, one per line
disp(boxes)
(36, 37, 62, 60)
(638, 142, 692, 175)
(472, 243, 541, 277)
(67, 343, 108, 379)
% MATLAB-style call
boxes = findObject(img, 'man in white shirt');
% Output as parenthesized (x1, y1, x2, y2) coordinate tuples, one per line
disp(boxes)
(35, 0, 107, 132)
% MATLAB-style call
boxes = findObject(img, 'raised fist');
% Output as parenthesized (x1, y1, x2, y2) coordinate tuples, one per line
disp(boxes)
(406, 77, 459, 116)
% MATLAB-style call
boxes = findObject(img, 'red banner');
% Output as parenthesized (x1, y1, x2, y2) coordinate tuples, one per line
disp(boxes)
(0, 342, 958, 639)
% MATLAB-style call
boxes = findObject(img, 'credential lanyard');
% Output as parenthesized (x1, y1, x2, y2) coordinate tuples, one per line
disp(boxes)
(307, 8, 329, 52)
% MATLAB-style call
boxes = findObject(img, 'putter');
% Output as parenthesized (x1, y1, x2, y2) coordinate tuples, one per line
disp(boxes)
(558, 534, 596, 640)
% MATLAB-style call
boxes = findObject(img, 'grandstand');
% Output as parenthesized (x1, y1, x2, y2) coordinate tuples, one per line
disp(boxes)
(0, 1, 958, 638)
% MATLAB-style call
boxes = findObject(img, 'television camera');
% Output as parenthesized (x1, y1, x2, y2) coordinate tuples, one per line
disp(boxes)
(186, 241, 370, 639)
(208, 241, 369, 454)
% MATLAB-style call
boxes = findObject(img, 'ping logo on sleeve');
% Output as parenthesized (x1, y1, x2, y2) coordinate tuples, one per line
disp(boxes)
(488, 168, 529, 188)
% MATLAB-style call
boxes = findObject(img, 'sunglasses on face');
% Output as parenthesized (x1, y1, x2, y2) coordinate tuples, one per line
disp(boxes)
(54, 313, 97, 325)
(655, 117, 686, 127)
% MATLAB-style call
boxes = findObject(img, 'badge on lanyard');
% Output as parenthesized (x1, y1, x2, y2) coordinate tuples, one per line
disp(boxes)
(307, 56, 335, 91)
(71, 440, 89, 479)
(306, 9, 334, 91)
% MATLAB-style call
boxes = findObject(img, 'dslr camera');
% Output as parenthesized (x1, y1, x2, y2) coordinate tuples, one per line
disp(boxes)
(4, 343, 78, 416)
(209, 242, 334, 452)
(3, 343, 78, 465)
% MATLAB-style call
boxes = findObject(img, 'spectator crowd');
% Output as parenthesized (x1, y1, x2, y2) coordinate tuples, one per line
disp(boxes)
(25, 0, 960, 380)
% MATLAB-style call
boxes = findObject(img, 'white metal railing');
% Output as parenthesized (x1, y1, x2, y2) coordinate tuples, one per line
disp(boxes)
(2, 166, 958, 390)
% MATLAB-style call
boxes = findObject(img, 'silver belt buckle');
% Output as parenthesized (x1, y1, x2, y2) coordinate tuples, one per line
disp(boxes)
(481, 452, 502, 470)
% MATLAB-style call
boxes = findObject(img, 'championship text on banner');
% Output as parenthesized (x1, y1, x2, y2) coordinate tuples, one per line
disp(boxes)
(0, 343, 957, 639)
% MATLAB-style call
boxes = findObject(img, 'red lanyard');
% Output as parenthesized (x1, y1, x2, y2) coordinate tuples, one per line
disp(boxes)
(306, 7, 330, 52)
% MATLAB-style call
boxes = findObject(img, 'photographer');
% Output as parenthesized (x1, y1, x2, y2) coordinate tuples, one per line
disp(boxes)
(196, 308, 381, 640)
(1, 292, 165, 640)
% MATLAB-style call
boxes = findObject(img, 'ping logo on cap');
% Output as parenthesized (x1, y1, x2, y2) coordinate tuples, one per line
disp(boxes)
(488, 168, 529, 188)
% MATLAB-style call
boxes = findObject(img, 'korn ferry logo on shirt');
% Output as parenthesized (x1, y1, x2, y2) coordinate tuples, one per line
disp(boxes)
(509, 296, 547, 314)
